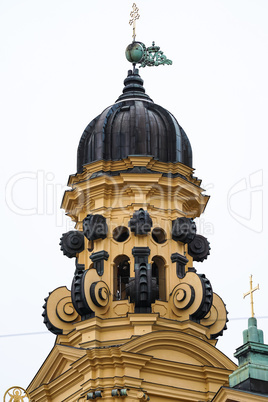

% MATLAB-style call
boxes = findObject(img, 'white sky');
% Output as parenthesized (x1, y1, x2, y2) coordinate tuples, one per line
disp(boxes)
(1, 0, 268, 397)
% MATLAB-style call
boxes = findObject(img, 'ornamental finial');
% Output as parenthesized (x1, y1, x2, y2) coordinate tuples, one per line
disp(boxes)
(126, 3, 172, 69)
(243, 274, 260, 317)
(129, 3, 140, 41)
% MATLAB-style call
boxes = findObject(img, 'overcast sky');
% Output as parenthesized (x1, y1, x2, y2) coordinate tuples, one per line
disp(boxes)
(1, 0, 268, 397)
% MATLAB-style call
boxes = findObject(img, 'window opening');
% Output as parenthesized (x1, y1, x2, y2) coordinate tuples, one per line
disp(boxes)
(152, 256, 166, 301)
(152, 227, 166, 244)
(113, 255, 130, 300)
(113, 226, 130, 243)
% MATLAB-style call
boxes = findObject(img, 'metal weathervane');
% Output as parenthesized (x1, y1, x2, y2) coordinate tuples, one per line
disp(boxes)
(126, 3, 172, 69)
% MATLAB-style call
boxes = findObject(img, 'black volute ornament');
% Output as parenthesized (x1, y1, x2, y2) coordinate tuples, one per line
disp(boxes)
(60, 230, 84, 258)
(129, 208, 152, 236)
(188, 234, 211, 262)
(172, 217, 196, 244)
(83, 214, 108, 241)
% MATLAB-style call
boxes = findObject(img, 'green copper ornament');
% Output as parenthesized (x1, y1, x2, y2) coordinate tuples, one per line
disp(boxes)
(125, 41, 172, 68)
(125, 41, 146, 64)
(126, 4, 172, 68)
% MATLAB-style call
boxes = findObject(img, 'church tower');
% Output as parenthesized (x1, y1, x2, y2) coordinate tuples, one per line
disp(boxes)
(27, 12, 238, 402)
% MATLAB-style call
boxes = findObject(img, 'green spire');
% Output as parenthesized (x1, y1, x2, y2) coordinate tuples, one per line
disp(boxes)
(243, 317, 264, 344)
(229, 284, 268, 395)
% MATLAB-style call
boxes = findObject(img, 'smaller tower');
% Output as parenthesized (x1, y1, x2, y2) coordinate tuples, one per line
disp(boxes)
(229, 316, 268, 394)
(212, 276, 268, 401)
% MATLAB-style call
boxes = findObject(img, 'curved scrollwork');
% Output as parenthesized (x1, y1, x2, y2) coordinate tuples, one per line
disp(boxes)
(90, 281, 110, 307)
(60, 230, 84, 258)
(42, 287, 80, 335)
(188, 235, 210, 262)
(173, 283, 195, 310)
(56, 296, 78, 323)
(72, 269, 111, 316)
(170, 271, 213, 322)
(191, 274, 213, 321)
(71, 269, 93, 319)
(200, 293, 228, 339)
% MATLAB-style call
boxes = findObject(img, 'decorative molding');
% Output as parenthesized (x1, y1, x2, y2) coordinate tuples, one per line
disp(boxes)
(90, 250, 109, 276)
(171, 253, 189, 279)
(129, 208, 152, 236)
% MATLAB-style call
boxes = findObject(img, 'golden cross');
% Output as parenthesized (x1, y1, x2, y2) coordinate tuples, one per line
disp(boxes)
(129, 3, 140, 41)
(243, 274, 259, 317)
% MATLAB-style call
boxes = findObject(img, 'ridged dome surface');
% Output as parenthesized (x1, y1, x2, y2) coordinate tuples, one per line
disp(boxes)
(77, 69, 192, 173)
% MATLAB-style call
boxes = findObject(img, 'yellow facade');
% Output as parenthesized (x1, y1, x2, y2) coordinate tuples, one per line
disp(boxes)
(28, 155, 237, 401)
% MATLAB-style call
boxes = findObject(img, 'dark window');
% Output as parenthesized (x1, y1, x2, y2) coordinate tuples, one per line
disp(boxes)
(113, 226, 130, 242)
(113, 255, 130, 300)
(152, 227, 166, 244)
(152, 256, 166, 301)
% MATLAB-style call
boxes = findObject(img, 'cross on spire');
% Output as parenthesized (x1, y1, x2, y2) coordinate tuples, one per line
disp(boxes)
(129, 3, 140, 41)
(243, 274, 259, 317)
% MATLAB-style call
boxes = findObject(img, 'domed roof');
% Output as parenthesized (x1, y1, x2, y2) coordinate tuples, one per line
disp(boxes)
(77, 69, 192, 173)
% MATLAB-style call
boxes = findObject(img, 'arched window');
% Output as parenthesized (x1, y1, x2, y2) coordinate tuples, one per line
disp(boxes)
(152, 256, 166, 301)
(113, 255, 130, 301)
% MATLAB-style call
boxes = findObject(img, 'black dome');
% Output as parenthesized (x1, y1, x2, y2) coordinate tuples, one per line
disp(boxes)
(77, 69, 192, 173)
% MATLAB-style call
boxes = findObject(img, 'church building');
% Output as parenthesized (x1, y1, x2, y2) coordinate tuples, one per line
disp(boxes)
(26, 10, 268, 402)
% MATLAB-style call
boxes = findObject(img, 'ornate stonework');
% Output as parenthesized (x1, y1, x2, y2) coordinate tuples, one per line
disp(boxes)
(28, 70, 236, 402)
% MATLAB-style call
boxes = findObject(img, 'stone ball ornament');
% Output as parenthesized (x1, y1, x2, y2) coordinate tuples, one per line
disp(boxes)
(188, 234, 211, 262)
(60, 230, 84, 258)
(172, 217, 196, 243)
(125, 41, 146, 64)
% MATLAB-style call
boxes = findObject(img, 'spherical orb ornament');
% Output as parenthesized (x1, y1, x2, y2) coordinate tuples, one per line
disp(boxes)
(125, 41, 146, 63)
